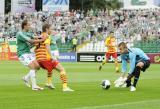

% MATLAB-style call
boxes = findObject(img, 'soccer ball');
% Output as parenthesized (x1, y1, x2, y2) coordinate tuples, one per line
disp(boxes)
(101, 80, 111, 89)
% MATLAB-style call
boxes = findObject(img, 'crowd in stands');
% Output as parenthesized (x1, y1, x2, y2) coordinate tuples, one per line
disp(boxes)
(0, 8, 160, 45)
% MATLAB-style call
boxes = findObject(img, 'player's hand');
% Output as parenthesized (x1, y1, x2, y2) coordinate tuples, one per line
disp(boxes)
(114, 77, 123, 84)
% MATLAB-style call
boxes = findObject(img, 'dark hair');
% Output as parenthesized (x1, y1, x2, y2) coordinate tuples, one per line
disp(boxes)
(118, 42, 127, 48)
(110, 31, 114, 34)
(42, 23, 51, 32)
(21, 20, 28, 29)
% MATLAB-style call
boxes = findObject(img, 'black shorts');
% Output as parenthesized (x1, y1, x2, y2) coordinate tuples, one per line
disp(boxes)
(137, 60, 150, 72)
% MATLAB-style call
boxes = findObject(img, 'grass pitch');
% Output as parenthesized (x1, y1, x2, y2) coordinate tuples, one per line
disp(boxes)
(0, 61, 159, 109)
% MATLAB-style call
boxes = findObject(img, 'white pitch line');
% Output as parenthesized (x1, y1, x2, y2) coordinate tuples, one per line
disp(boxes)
(74, 99, 160, 109)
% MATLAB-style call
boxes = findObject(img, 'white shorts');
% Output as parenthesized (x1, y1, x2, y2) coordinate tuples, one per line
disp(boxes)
(51, 50, 59, 60)
(19, 53, 36, 66)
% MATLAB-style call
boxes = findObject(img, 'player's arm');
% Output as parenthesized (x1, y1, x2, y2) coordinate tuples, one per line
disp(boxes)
(19, 32, 45, 43)
(114, 55, 128, 85)
(44, 38, 52, 59)
(105, 38, 109, 47)
(121, 55, 127, 73)
(128, 53, 136, 74)
(32, 37, 45, 43)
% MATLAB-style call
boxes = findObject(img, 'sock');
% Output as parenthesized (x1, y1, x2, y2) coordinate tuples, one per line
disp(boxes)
(24, 72, 30, 80)
(133, 66, 141, 87)
(126, 74, 134, 87)
(102, 60, 106, 65)
(29, 70, 37, 88)
(47, 73, 52, 84)
(126, 80, 131, 87)
(60, 71, 67, 89)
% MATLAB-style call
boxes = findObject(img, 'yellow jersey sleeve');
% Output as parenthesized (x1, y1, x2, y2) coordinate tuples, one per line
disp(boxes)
(105, 37, 110, 46)
(44, 38, 51, 45)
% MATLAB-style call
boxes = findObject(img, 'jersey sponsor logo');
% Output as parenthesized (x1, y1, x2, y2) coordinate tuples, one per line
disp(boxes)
(154, 55, 160, 63)
(77, 53, 121, 62)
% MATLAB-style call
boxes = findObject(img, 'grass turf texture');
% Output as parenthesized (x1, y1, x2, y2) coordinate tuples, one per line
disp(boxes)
(0, 61, 159, 109)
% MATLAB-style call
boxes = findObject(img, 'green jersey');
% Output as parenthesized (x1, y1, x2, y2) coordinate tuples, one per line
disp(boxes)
(50, 35, 59, 51)
(16, 31, 34, 57)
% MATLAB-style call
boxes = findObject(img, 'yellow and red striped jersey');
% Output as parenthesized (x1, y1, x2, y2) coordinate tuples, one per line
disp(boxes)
(35, 32, 51, 61)
(105, 36, 117, 53)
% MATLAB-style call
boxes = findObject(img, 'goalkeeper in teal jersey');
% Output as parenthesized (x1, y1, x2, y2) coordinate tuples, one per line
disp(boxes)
(17, 20, 45, 91)
(115, 42, 150, 92)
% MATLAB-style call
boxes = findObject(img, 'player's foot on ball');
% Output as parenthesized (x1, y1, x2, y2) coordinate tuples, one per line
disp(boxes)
(99, 65, 102, 71)
(63, 87, 74, 92)
(22, 76, 31, 87)
(32, 86, 44, 91)
(45, 83, 55, 89)
(130, 86, 136, 92)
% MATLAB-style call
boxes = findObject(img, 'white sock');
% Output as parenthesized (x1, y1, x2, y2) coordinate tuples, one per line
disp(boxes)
(29, 70, 37, 88)
(24, 72, 30, 80)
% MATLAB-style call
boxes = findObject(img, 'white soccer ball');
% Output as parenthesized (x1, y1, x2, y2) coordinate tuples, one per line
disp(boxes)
(101, 80, 111, 89)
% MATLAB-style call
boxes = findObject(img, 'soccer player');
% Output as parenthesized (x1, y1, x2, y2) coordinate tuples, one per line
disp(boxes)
(16, 20, 44, 91)
(45, 33, 61, 89)
(35, 23, 74, 92)
(118, 42, 150, 91)
(99, 31, 119, 73)
(50, 33, 60, 60)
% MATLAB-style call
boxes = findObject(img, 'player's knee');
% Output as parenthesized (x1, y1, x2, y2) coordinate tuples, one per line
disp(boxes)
(33, 63, 40, 70)
(28, 62, 35, 69)
(136, 62, 144, 68)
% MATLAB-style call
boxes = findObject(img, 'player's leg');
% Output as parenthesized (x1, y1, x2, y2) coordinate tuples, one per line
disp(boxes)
(38, 60, 55, 89)
(112, 52, 119, 73)
(19, 54, 40, 89)
(45, 51, 60, 89)
(28, 60, 44, 91)
(45, 72, 55, 89)
(54, 62, 74, 91)
(129, 61, 144, 91)
(131, 60, 150, 91)
(126, 74, 134, 87)
(99, 52, 109, 70)
(19, 54, 31, 87)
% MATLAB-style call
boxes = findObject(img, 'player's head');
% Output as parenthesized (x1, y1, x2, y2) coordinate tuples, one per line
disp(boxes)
(118, 42, 128, 54)
(22, 20, 31, 31)
(109, 31, 114, 38)
(42, 23, 52, 34)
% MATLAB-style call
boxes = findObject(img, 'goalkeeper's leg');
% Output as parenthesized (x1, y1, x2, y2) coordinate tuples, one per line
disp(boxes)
(133, 66, 141, 88)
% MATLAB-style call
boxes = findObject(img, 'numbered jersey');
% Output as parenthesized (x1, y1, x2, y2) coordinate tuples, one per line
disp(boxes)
(35, 32, 51, 61)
